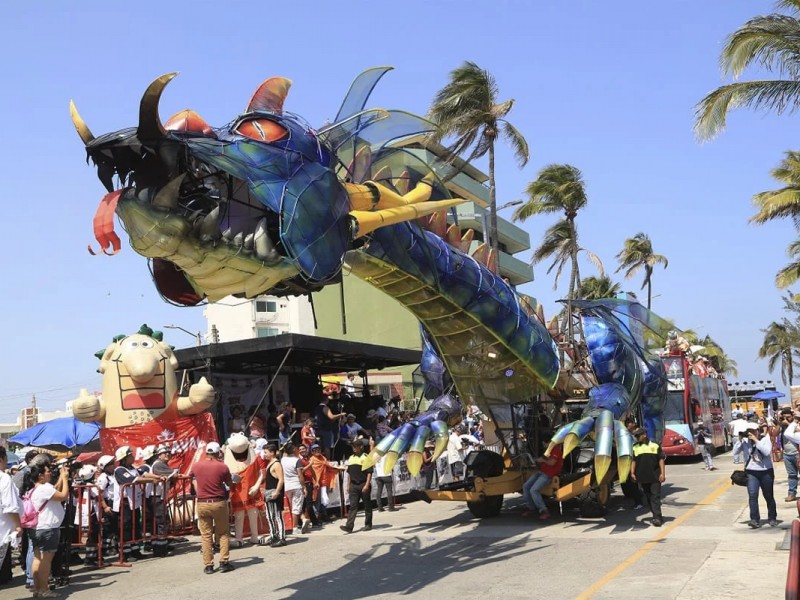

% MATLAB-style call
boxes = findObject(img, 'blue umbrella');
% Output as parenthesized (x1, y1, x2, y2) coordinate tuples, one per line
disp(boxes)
(9, 417, 100, 451)
(752, 390, 785, 401)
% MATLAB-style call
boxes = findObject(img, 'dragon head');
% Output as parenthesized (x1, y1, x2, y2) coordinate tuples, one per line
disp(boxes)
(72, 73, 353, 305)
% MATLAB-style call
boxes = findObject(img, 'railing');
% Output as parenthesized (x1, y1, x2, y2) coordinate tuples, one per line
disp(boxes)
(787, 518, 800, 600)
(71, 484, 104, 569)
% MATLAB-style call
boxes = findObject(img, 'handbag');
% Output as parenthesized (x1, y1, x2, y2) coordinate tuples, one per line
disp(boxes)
(730, 453, 752, 486)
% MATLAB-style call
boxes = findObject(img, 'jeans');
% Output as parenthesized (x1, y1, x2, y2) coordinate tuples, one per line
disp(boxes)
(25, 536, 33, 586)
(639, 481, 662, 519)
(746, 468, 777, 522)
(522, 472, 551, 513)
(700, 445, 714, 469)
(785, 453, 798, 497)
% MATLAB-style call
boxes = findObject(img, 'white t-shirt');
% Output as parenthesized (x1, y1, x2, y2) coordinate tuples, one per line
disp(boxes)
(280, 456, 302, 491)
(447, 432, 465, 465)
(374, 455, 392, 479)
(0, 471, 22, 544)
(31, 483, 65, 531)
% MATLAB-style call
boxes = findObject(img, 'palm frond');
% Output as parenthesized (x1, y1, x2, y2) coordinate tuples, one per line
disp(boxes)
(500, 121, 530, 167)
(694, 79, 800, 140)
(721, 15, 800, 79)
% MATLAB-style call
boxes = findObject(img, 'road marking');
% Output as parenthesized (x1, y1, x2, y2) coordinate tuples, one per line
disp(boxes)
(575, 477, 731, 600)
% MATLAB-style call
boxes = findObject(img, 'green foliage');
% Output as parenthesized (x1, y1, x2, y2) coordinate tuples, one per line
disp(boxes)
(758, 319, 800, 384)
(615, 232, 668, 309)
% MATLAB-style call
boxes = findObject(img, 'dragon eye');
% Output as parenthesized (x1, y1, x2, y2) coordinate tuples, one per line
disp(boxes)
(235, 118, 288, 143)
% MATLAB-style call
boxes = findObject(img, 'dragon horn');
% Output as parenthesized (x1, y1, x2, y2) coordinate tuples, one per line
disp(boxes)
(69, 100, 95, 145)
(350, 199, 464, 238)
(138, 72, 178, 141)
(247, 77, 292, 113)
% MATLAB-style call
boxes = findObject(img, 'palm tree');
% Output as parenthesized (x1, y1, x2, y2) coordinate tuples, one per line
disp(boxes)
(513, 164, 602, 300)
(758, 319, 800, 385)
(694, 1, 800, 140)
(696, 334, 740, 378)
(777, 239, 800, 288)
(575, 275, 621, 300)
(427, 61, 529, 269)
(751, 151, 800, 227)
(615, 233, 668, 309)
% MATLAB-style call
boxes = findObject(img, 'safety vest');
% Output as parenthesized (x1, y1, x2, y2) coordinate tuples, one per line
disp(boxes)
(632, 440, 661, 456)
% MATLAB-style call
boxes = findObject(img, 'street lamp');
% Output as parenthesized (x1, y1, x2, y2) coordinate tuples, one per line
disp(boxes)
(163, 325, 202, 346)
(498, 199, 523, 212)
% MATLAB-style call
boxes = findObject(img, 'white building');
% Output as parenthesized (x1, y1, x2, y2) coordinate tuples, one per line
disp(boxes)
(204, 294, 315, 343)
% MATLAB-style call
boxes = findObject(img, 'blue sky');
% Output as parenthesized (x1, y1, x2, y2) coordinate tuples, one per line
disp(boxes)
(0, 0, 795, 419)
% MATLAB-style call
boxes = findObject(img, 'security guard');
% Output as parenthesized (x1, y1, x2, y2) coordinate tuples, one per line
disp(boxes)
(340, 437, 374, 533)
(631, 427, 666, 527)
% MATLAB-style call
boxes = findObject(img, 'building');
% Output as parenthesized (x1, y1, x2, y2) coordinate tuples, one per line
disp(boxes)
(203, 138, 534, 401)
(728, 379, 779, 414)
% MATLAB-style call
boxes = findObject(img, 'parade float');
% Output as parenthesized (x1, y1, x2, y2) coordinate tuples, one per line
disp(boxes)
(70, 67, 675, 518)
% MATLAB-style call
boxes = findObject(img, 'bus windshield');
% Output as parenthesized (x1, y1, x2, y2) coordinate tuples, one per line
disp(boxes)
(663, 391, 686, 424)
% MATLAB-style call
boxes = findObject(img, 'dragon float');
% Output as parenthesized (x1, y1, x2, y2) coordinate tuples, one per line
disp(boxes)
(70, 67, 671, 517)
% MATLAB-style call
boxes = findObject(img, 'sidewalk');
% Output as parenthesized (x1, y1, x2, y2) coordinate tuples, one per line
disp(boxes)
(675, 451, 794, 599)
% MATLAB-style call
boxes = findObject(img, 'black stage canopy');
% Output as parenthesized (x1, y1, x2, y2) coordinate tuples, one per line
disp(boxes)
(174, 333, 421, 376)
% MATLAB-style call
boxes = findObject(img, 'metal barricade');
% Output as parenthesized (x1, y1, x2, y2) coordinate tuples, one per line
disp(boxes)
(71, 484, 104, 569)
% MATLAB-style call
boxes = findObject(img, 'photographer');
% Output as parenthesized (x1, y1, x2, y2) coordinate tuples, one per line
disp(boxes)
(780, 412, 800, 503)
(733, 424, 778, 529)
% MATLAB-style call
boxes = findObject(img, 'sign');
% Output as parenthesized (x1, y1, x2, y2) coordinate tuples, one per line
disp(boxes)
(100, 412, 218, 480)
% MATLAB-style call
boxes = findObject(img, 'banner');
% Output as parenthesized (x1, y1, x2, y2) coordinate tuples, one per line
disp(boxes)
(99, 412, 218, 478)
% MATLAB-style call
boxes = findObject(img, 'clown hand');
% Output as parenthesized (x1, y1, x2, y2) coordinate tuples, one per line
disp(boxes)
(177, 377, 215, 415)
(73, 389, 106, 423)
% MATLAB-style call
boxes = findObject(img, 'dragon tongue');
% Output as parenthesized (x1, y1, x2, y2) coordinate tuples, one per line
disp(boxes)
(88, 190, 124, 256)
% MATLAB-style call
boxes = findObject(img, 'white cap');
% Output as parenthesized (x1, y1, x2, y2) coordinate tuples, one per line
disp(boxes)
(205, 442, 221, 455)
(114, 446, 132, 461)
(97, 455, 115, 468)
(77, 465, 96, 481)
(141, 445, 156, 461)
(254, 438, 269, 451)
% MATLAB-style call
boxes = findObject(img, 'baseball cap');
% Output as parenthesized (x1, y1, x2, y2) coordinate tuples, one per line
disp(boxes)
(97, 455, 115, 468)
(254, 438, 269, 451)
(310, 444, 321, 451)
(205, 442, 221, 455)
(632, 427, 647, 437)
(346, 413, 356, 420)
(77, 465, 96, 482)
(366, 409, 378, 420)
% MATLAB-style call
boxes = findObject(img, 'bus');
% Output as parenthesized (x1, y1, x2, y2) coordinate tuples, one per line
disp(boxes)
(660, 355, 732, 457)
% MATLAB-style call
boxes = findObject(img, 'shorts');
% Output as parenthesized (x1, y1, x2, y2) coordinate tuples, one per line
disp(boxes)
(31, 528, 60, 553)
(285, 488, 304, 515)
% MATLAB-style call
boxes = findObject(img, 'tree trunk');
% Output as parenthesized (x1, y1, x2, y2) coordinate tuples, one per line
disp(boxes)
(488, 140, 499, 273)
(566, 218, 578, 351)
(789, 349, 794, 386)
(646, 266, 653, 309)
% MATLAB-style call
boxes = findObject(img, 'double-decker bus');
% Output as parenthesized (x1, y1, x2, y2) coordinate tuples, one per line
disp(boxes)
(660, 355, 732, 457)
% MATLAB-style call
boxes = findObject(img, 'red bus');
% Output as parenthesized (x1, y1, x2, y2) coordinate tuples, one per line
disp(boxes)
(660, 355, 732, 457)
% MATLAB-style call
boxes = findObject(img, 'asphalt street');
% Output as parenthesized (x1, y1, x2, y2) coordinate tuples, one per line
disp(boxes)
(0, 450, 792, 600)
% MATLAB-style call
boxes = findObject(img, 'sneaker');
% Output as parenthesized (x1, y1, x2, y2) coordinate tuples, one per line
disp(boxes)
(363, 526, 372, 531)
(219, 561, 235, 573)
(652, 518, 663, 527)
(632, 504, 644, 510)
(769, 519, 781, 528)
(747, 520, 762, 529)
(387, 507, 398, 512)
(301, 520, 312, 534)
(339, 525, 353, 534)
(204, 565, 214, 575)
(786, 496, 797, 502)
(538, 511, 551, 521)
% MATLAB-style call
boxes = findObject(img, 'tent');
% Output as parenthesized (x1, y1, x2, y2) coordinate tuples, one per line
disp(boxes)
(9, 417, 100, 451)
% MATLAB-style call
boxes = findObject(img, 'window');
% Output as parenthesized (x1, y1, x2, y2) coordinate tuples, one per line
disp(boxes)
(663, 391, 686, 424)
(256, 327, 280, 338)
(255, 300, 277, 313)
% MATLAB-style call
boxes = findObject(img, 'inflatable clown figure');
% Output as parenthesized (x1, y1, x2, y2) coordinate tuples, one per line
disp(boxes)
(224, 433, 264, 544)
(73, 324, 215, 428)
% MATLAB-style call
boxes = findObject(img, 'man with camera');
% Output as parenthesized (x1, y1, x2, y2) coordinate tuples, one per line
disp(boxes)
(733, 423, 778, 528)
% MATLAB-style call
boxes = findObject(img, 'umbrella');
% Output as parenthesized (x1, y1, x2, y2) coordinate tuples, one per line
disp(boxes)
(752, 390, 785, 401)
(5, 451, 20, 466)
(9, 417, 100, 451)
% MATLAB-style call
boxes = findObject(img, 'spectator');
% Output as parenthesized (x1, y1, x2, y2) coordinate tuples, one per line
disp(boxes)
(314, 394, 346, 459)
(0, 446, 22, 582)
(782, 411, 800, 502)
(308, 445, 345, 522)
(277, 402, 296, 445)
(733, 423, 778, 529)
(421, 441, 438, 490)
(297, 445, 319, 527)
(341, 414, 366, 445)
(24, 462, 69, 598)
(73, 465, 101, 566)
(228, 405, 247, 436)
(342, 373, 357, 399)
(447, 428, 466, 482)
(301, 418, 317, 448)
(280, 443, 310, 534)
(260, 443, 286, 547)
(374, 454, 396, 512)
(695, 422, 716, 471)
(150, 444, 180, 556)
(247, 407, 267, 440)
(113, 446, 148, 562)
(190, 442, 234, 574)
(622, 419, 644, 510)
(340, 438, 374, 534)
(631, 427, 666, 527)
(521, 446, 563, 520)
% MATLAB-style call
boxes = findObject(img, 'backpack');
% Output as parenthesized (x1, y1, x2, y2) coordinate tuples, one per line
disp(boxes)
(21, 490, 43, 529)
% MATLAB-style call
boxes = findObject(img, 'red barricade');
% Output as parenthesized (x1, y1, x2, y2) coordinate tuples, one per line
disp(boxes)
(115, 479, 198, 566)
(787, 519, 800, 600)
(71, 484, 104, 568)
